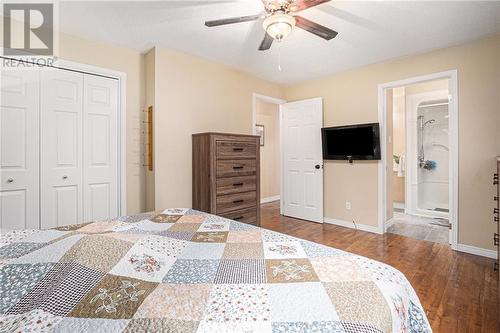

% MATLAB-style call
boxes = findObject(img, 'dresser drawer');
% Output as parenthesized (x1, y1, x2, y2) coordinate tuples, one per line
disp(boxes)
(219, 207, 257, 225)
(216, 175, 256, 195)
(216, 191, 257, 214)
(216, 159, 256, 178)
(216, 140, 257, 159)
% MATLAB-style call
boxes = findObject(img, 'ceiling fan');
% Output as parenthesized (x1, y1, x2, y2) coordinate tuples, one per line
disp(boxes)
(204, 0, 338, 51)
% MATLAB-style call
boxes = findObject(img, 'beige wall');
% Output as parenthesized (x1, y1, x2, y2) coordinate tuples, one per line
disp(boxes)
(154, 48, 283, 209)
(144, 48, 156, 212)
(256, 100, 280, 200)
(285, 35, 500, 250)
(0, 18, 147, 215)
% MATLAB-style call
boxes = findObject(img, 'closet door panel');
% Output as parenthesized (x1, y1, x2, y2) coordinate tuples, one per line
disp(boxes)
(0, 69, 39, 230)
(83, 75, 118, 221)
(41, 70, 84, 228)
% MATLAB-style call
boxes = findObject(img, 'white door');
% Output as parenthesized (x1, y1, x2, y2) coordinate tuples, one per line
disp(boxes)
(0, 69, 40, 230)
(41, 69, 84, 228)
(83, 75, 118, 221)
(281, 98, 323, 223)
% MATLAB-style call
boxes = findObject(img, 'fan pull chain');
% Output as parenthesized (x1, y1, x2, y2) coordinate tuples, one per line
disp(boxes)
(277, 40, 282, 71)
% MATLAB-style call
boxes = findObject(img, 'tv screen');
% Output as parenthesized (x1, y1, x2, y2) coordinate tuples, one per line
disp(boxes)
(321, 123, 381, 160)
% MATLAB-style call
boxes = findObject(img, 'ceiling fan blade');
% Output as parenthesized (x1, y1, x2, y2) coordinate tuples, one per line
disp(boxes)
(258, 32, 273, 51)
(294, 15, 338, 40)
(205, 14, 262, 27)
(289, 0, 330, 12)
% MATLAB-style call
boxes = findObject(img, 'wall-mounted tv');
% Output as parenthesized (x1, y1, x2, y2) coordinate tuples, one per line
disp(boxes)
(321, 123, 381, 161)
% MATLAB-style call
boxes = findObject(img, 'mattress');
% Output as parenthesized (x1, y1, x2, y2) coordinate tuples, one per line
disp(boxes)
(0, 209, 431, 332)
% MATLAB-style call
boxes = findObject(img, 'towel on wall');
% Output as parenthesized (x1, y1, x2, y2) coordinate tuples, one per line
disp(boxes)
(397, 152, 406, 177)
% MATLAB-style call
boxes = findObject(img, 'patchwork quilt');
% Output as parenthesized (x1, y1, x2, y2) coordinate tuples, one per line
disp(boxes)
(0, 209, 431, 333)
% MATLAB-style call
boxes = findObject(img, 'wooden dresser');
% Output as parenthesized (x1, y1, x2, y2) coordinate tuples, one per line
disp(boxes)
(192, 133, 260, 226)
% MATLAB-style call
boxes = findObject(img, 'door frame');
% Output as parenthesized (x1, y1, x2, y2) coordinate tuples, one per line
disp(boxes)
(377, 70, 458, 250)
(252, 93, 286, 213)
(0, 53, 128, 217)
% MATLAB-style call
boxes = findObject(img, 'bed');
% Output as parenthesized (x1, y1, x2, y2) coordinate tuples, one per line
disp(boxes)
(0, 209, 431, 333)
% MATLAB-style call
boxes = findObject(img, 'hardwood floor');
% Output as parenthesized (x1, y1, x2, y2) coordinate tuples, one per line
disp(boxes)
(260, 201, 499, 333)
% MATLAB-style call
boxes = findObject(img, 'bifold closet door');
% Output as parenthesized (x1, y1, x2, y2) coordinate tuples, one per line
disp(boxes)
(0, 69, 40, 230)
(83, 75, 118, 221)
(41, 70, 84, 228)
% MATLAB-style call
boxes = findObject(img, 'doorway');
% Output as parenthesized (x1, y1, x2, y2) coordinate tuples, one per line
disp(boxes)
(252, 94, 324, 223)
(378, 71, 458, 249)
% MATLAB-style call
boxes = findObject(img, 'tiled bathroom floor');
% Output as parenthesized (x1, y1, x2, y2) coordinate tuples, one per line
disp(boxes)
(387, 212, 450, 244)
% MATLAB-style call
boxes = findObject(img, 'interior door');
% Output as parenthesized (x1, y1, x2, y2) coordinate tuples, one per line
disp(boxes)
(281, 97, 323, 223)
(0, 69, 40, 230)
(83, 74, 118, 221)
(41, 69, 84, 228)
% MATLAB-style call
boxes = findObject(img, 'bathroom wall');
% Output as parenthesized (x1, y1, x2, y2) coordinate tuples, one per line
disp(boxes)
(256, 100, 281, 201)
(392, 87, 406, 204)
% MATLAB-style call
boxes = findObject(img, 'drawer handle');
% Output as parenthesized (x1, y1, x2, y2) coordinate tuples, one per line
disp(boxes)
(233, 216, 244, 220)
(233, 183, 244, 187)
(233, 166, 244, 170)
(233, 199, 244, 204)
(232, 148, 244, 151)
(6, 178, 14, 183)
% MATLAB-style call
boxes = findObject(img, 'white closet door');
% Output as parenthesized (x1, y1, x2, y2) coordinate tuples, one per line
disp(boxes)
(0, 69, 40, 230)
(83, 75, 118, 221)
(41, 69, 84, 228)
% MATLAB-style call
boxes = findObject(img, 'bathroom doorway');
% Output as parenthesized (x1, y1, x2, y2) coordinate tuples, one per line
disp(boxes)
(378, 71, 458, 248)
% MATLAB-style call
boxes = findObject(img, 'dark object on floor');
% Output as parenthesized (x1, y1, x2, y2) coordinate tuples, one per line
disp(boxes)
(430, 218, 450, 227)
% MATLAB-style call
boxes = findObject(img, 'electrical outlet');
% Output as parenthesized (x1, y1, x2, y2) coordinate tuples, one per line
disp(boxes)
(345, 201, 351, 210)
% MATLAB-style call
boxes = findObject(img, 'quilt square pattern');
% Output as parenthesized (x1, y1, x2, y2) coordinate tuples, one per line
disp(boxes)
(226, 230, 262, 243)
(60, 235, 132, 273)
(197, 220, 230, 232)
(135, 283, 212, 320)
(263, 241, 307, 259)
(223, 242, 263, 259)
(268, 282, 339, 322)
(265, 259, 319, 283)
(177, 242, 225, 260)
(214, 259, 266, 284)
(203, 284, 271, 322)
(150, 214, 181, 223)
(0, 263, 54, 314)
(110, 244, 176, 283)
(162, 259, 219, 284)
(7, 262, 104, 316)
(177, 215, 207, 224)
(0, 208, 431, 332)
(68, 274, 157, 319)
(191, 232, 228, 243)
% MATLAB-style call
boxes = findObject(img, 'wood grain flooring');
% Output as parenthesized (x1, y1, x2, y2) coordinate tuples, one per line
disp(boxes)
(260, 201, 499, 333)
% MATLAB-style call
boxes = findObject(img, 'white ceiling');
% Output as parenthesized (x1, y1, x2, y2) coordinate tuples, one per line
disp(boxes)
(57, 1, 500, 84)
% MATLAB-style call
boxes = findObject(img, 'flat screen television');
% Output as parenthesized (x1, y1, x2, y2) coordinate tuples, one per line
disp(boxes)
(321, 123, 381, 161)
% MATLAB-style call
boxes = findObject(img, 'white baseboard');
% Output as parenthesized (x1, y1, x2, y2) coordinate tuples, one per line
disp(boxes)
(385, 218, 395, 229)
(261, 195, 280, 204)
(456, 243, 498, 259)
(324, 217, 382, 234)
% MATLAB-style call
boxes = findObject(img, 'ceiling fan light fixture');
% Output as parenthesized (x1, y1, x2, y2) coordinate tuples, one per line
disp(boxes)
(262, 13, 296, 41)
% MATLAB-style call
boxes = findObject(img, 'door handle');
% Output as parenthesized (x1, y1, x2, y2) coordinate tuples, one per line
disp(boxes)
(315, 164, 321, 170)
